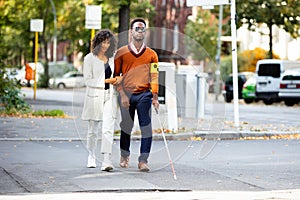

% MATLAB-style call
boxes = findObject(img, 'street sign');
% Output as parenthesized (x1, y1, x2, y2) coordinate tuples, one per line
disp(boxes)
(30, 19, 43, 32)
(202, 5, 214, 9)
(187, 0, 229, 6)
(85, 5, 102, 29)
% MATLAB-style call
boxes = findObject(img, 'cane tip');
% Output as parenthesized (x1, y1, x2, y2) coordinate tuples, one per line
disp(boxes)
(173, 175, 177, 180)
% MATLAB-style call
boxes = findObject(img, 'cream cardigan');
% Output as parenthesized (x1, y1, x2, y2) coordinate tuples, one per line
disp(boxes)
(81, 53, 117, 121)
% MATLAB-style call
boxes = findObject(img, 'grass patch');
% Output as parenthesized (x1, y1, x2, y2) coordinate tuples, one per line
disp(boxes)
(0, 108, 68, 118)
(32, 109, 65, 117)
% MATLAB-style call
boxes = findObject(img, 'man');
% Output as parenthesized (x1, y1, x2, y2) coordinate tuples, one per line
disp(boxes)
(114, 18, 159, 172)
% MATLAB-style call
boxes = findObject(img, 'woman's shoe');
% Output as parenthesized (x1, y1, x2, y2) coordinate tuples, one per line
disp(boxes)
(87, 155, 96, 168)
(101, 161, 114, 172)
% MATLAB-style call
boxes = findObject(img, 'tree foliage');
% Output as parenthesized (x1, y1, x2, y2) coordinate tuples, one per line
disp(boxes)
(239, 47, 279, 72)
(184, 8, 218, 62)
(237, 0, 300, 58)
(1, 0, 156, 82)
(221, 47, 280, 80)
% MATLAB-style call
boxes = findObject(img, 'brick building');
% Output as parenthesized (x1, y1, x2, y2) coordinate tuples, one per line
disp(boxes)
(149, 0, 192, 64)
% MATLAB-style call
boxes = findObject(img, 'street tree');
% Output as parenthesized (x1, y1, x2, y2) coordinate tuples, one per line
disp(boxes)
(58, 0, 155, 55)
(236, 0, 300, 59)
(110, 0, 155, 47)
(184, 8, 218, 62)
(0, 0, 37, 67)
(1, 0, 68, 87)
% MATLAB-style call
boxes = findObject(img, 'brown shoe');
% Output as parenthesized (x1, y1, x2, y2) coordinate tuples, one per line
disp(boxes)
(119, 156, 129, 168)
(138, 162, 150, 172)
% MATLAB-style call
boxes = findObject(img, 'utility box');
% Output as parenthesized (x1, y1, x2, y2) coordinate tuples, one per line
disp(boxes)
(156, 62, 178, 132)
(176, 65, 207, 118)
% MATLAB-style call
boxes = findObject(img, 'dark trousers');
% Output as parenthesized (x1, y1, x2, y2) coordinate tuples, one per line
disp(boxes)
(119, 90, 153, 163)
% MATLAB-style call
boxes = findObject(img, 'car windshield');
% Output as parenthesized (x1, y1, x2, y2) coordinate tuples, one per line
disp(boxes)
(63, 72, 76, 78)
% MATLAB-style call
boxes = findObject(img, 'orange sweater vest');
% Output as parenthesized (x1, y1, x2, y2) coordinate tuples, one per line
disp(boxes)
(114, 45, 159, 94)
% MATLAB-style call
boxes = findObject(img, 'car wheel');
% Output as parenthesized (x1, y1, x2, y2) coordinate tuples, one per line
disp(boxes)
(57, 83, 66, 89)
(284, 100, 295, 107)
(263, 98, 273, 105)
(244, 99, 253, 104)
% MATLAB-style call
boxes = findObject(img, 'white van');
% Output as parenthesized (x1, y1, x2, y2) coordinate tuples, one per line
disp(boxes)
(255, 59, 300, 105)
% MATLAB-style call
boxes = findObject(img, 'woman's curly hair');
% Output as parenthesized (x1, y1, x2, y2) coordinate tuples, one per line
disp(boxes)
(91, 29, 117, 58)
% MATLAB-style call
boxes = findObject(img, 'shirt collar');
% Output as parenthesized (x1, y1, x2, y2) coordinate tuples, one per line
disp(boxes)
(129, 42, 145, 54)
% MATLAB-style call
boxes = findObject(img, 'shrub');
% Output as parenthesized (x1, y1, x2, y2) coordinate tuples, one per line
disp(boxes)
(0, 68, 31, 113)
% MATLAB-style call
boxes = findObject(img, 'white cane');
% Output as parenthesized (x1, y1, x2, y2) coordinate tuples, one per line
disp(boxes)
(155, 108, 177, 180)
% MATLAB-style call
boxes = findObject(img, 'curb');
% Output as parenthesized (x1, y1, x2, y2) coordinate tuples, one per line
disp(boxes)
(0, 131, 299, 141)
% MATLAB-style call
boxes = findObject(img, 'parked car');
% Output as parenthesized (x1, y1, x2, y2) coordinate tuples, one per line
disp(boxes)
(278, 68, 300, 106)
(49, 71, 85, 89)
(222, 72, 254, 103)
(242, 76, 257, 104)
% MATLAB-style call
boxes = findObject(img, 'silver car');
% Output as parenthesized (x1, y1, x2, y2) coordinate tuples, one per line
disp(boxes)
(49, 71, 85, 89)
(279, 68, 300, 106)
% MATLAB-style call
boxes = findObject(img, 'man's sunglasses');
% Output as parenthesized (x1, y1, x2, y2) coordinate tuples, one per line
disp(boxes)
(134, 27, 146, 32)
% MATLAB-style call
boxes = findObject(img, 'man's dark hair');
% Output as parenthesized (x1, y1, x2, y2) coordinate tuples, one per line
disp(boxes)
(130, 18, 146, 29)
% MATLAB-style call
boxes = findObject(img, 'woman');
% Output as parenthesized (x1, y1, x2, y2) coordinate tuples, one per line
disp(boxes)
(81, 29, 117, 171)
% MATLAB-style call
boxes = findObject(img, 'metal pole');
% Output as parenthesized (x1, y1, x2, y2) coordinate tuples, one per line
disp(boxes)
(215, 5, 223, 101)
(49, 0, 57, 63)
(91, 29, 95, 52)
(196, 74, 200, 118)
(230, 0, 239, 127)
(34, 32, 38, 100)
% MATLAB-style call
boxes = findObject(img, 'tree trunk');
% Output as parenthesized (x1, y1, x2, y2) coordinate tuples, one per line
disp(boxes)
(42, 36, 49, 88)
(118, 5, 130, 48)
(268, 22, 273, 59)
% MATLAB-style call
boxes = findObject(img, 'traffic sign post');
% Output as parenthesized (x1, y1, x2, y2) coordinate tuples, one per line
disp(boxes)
(230, 0, 239, 127)
(85, 5, 102, 51)
(30, 19, 43, 100)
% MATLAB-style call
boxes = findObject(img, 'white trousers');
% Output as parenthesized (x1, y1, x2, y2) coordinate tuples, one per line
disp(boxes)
(87, 90, 114, 156)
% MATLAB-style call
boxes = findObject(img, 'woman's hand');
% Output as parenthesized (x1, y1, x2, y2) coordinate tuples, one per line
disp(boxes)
(113, 76, 123, 85)
(105, 76, 123, 85)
